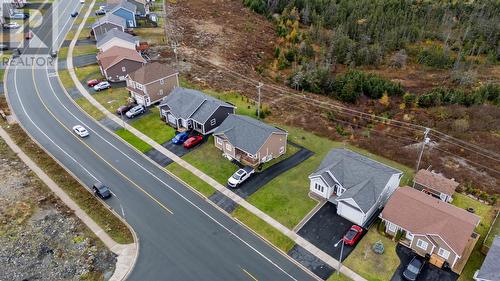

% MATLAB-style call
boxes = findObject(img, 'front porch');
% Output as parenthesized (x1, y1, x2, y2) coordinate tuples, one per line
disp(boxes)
(234, 149, 259, 167)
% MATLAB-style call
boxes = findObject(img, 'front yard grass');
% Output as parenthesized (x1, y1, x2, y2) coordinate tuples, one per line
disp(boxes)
(232, 206, 295, 253)
(165, 163, 216, 197)
(92, 87, 129, 113)
(115, 128, 152, 153)
(343, 226, 400, 281)
(452, 193, 495, 281)
(129, 108, 176, 145)
(75, 97, 105, 121)
(327, 273, 352, 281)
(73, 44, 98, 57)
(75, 64, 102, 83)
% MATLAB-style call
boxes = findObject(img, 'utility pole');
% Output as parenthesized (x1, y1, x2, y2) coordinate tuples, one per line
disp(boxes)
(256, 82, 263, 118)
(416, 128, 431, 172)
(334, 239, 345, 275)
(171, 41, 180, 69)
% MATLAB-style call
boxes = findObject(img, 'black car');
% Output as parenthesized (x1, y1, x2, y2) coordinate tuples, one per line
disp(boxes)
(95, 9, 106, 15)
(403, 256, 425, 281)
(71, 11, 79, 17)
(92, 182, 111, 199)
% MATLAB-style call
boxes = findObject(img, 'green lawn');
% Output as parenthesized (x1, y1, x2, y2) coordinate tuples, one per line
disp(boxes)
(232, 206, 295, 253)
(58, 69, 74, 89)
(115, 128, 152, 153)
(73, 44, 98, 57)
(75, 97, 105, 121)
(165, 163, 216, 197)
(452, 193, 495, 281)
(92, 87, 129, 113)
(75, 64, 103, 83)
(484, 210, 500, 247)
(327, 273, 352, 281)
(181, 135, 240, 185)
(129, 108, 176, 145)
(134, 27, 165, 45)
(58, 47, 69, 60)
(246, 125, 414, 229)
(343, 226, 400, 281)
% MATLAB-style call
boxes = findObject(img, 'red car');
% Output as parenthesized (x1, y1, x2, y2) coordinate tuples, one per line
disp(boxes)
(87, 79, 101, 87)
(183, 135, 203, 149)
(342, 225, 363, 246)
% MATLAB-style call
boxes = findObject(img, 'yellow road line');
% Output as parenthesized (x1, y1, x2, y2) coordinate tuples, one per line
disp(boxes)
(241, 268, 259, 281)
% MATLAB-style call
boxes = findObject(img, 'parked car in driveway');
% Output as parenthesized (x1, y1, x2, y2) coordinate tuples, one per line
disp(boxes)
(93, 81, 111, 91)
(72, 125, 89, 137)
(183, 135, 203, 149)
(342, 225, 363, 246)
(403, 256, 425, 281)
(3, 22, 20, 29)
(116, 104, 135, 115)
(95, 8, 106, 15)
(125, 105, 145, 119)
(87, 79, 101, 87)
(92, 182, 111, 199)
(171, 131, 190, 144)
(228, 166, 255, 188)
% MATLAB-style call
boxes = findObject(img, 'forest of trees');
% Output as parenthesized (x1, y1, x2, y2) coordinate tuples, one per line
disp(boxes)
(244, 0, 500, 105)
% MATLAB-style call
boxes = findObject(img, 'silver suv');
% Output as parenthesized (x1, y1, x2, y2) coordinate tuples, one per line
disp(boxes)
(125, 105, 145, 119)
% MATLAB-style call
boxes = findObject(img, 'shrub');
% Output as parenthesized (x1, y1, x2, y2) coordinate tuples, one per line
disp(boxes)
(417, 45, 455, 69)
(403, 92, 416, 107)
(395, 229, 406, 241)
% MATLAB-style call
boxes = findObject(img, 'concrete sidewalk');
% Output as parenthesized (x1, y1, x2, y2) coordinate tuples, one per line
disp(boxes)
(65, 2, 366, 280)
(0, 127, 137, 281)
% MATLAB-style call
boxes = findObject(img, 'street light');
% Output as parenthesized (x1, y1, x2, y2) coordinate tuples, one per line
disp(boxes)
(334, 238, 345, 275)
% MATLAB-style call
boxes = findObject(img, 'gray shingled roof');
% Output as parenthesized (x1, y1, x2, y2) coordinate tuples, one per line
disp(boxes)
(91, 14, 125, 30)
(159, 87, 234, 124)
(96, 29, 138, 49)
(109, 0, 137, 13)
(310, 148, 401, 212)
(475, 236, 500, 281)
(213, 114, 287, 155)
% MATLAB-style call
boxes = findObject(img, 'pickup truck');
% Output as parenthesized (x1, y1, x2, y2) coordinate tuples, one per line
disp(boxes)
(228, 166, 255, 188)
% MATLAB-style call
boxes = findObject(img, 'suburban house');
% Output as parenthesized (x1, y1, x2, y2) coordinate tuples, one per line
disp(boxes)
(213, 114, 288, 167)
(97, 46, 146, 82)
(309, 148, 403, 226)
(159, 88, 235, 135)
(96, 29, 139, 52)
(91, 14, 126, 41)
(109, 0, 137, 28)
(126, 62, 179, 106)
(413, 169, 458, 203)
(108, 0, 149, 16)
(11, 0, 26, 8)
(474, 236, 500, 281)
(380, 187, 481, 273)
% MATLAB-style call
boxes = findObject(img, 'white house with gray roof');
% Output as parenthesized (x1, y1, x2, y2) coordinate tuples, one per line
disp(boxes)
(158, 88, 235, 135)
(91, 14, 126, 41)
(474, 236, 500, 281)
(309, 148, 403, 226)
(96, 29, 139, 52)
(213, 115, 288, 167)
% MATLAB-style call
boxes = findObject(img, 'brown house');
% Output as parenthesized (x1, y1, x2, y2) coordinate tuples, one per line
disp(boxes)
(126, 62, 179, 106)
(97, 46, 146, 82)
(413, 169, 459, 203)
(213, 114, 288, 167)
(380, 188, 480, 273)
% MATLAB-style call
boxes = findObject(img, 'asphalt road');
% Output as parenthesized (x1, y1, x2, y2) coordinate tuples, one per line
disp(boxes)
(4, 1, 317, 280)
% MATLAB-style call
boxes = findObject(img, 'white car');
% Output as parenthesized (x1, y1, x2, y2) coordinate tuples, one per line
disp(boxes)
(93, 81, 111, 91)
(72, 125, 89, 137)
(80, 0, 85, 3)
(228, 166, 254, 188)
(3, 22, 20, 29)
(125, 105, 145, 119)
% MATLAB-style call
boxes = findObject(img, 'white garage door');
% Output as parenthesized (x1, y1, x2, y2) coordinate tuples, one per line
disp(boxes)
(338, 202, 364, 226)
(167, 113, 176, 125)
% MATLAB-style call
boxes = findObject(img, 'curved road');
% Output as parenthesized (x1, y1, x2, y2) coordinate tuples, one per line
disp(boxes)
(5, 1, 317, 280)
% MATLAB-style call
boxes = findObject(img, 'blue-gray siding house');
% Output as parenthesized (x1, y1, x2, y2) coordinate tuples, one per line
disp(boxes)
(109, 0, 137, 28)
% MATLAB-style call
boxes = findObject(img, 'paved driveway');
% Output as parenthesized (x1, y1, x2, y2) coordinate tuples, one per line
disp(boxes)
(297, 202, 364, 261)
(391, 244, 458, 281)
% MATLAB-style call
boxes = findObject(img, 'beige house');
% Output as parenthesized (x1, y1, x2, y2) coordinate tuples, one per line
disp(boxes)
(213, 114, 288, 167)
(126, 62, 179, 106)
(380, 188, 480, 273)
(413, 169, 459, 203)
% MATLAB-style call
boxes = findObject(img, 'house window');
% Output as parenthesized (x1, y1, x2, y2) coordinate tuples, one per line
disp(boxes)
(128, 20, 134, 27)
(121, 66, 126, 72)
(160, 78, 165, 85)
(387, 222, 397, 232)
(136, 84, 144, 90)
(438, 248, 450, 259)
(279, 146, 285, 154)
(406, 231, 414, 241)
(210, 118, 216, 126)
(216, 137, 222, 145)
(416, 239, 428, 251)
(314, 183, 324, 193)
(225, 143, 232, 152)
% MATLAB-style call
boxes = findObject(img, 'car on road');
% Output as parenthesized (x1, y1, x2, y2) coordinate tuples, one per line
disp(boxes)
(171, 131, 189, 144)
(403, 256, 425, 281)
(228, 166, 255, 188)
(125, 105, 145, 119)
(72, 125, 89, 137)
(9, 13, 28, 20)
(71, 11, 79, 17)
(87, 79, 102, 87)
(342, 225, 363, 246)
(95, 9, 106, 15)
(93, 81, 111, 91)
(116, 104, 135, 115)
(3, 22, 21, 29)
(80, 0, 85, 3)
(50, 49, 57, 58)
(183, 135, 203, 149)
(92, 182, 111, 199)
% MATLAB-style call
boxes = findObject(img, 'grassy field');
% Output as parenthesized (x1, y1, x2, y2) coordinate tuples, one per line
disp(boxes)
(484, 210, 499, 247)
(75, 97, 105, 121)
(452, 193, 495, 281)
(58, 69, 74, 89)
(2, 124, 133, 244)
(115, 128, 152, 153)
(129, 108, 176, 145)
(73, 44, 98, 57)
(92, 87, 129, 113)
(246, 125, 414, 229)
(134, 27, 166, 45)
(343, 226, 400, 281)
(165, 163, 216, 197)
(232, 206, 295, 253)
